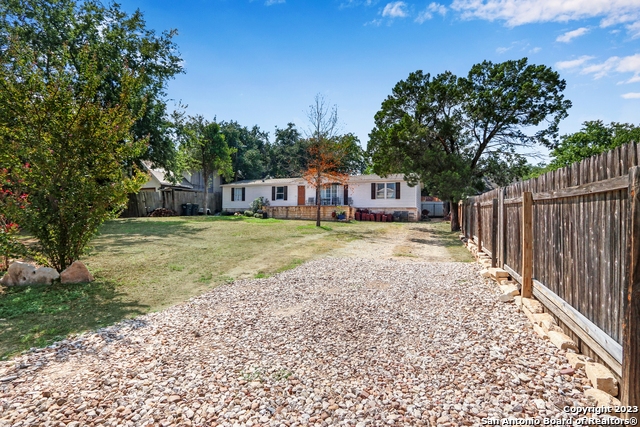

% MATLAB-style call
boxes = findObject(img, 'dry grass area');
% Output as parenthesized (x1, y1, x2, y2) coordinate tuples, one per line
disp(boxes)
(0, 216, 468, 359)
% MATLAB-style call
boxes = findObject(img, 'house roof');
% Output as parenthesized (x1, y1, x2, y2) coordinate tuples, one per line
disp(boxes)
(221, 177, 306, 187)
(221, 174, 407, 187)
(142, 162, 194, 190)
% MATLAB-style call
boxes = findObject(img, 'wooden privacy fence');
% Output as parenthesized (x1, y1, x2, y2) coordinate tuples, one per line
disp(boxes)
(462, 142, 639, 408)
(120, 190, 222, 217)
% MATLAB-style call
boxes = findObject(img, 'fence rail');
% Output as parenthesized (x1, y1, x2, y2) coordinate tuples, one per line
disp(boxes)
(462, 142, 639, 407)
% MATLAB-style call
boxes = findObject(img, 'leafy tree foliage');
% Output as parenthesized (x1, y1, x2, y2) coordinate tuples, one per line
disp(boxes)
(0, 40, 147, 272)
(548, 121, 640, 169)
(176, 116, 234, 215)
(220, 121, 269, 181)
(268, 123, 309, 178)
(368, 58, 571, 230)
(0, 0, 183, 171)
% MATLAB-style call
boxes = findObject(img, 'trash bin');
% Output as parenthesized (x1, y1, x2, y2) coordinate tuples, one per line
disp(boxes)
(186, 203, 192, 216)
(181, 204, 188, 216)
(191, 204, 199, 216)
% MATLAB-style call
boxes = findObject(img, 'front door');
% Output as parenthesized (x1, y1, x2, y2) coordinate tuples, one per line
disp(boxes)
(298, 186, 305, 205)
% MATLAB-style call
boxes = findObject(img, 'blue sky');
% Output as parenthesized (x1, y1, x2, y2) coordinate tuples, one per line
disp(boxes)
(118, 0, 640, 161)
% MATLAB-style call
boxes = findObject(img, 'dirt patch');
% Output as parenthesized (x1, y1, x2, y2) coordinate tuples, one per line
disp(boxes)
(329, 221, 457, 262)
(365, 280, 390, 290)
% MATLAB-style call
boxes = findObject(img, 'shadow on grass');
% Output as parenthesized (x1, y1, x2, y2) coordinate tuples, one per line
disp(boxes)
(0, 280, 148, 360)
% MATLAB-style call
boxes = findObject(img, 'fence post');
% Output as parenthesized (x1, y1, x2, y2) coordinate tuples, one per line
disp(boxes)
(623, 166, 640, 411)
(492, 199, 498, 268)
(521, 191, 533, 298)
(477, 201, 482, 251)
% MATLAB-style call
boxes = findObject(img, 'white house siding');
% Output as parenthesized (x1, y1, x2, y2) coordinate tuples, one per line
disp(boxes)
(222, 181, 304, 211)
(222, 175, 421, 221)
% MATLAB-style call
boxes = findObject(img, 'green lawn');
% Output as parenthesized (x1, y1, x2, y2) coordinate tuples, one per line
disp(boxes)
(0, 216, 467, 359)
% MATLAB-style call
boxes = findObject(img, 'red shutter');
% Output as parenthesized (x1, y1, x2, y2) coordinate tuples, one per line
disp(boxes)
(284, 186, 288, 201)
(231, 187, 235, 201)
(396, 182, 401, 199)
(272, 186, 276, 200)
(343, 185, 349, 205)
(242, 187, 245, 201)
(371, 183, 376, 199)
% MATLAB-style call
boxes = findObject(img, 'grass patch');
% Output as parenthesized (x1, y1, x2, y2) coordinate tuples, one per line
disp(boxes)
(0, 217, 454, 358)
(422, 220, 474, 262)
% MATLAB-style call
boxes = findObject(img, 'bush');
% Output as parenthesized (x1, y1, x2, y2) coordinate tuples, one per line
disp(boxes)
(254, 213, 262, 218)
(244, 210, 253, 217)
(250, 197, 270, 213)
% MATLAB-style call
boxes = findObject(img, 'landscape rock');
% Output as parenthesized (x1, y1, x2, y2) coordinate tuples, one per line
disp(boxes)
(522, 298, 544, 314)
(548, 330, 580, 352)
(585, 362, 619, 396)
(499, 284, 519, 297)
(533, 324, 549, 340)
(488, 268, 509, 279)
(584, 388, 621, 409)
(60, 261, 94, 284)
(0, 259, 594, 426)
(480, 269, 491, 278)
(0, 262, 59, 286)
(566, 352, 588, 370)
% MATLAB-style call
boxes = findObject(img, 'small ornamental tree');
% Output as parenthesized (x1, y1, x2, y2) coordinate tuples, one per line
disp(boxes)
(302, 95, 351, 227)
(0, 40, 147, 272)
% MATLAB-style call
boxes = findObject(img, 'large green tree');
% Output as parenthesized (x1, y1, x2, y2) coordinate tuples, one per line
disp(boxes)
(0, 0, 183, 171)
(548, 121, 640, 170)
(176, 116, 234, 215)
(267, 123, 309, 178)
(0, 40, 147, 272)
(220, 121, 270, 181)
(368, 58, 571, 230)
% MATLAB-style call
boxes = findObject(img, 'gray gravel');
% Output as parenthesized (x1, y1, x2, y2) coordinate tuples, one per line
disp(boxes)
(0, 259, 592, 426)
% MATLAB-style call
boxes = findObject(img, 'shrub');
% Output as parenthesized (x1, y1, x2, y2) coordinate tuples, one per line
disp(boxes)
(250, 197, 270, 213)
(254, 213, 262, 218)
(244, 210, 253, 217)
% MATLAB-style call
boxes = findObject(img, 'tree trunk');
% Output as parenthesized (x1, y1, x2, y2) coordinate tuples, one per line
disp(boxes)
(203, 171, 209, 216)
(316, 185, 321, 227)
(450, 200, 460, 232)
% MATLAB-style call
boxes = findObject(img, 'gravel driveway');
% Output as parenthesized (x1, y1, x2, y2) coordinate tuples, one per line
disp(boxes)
(0, 257, 592, 427)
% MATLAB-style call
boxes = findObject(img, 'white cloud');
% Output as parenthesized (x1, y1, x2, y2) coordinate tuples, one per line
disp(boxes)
(415, 2, 447, 23)
(627, 21, 640, 38)
(365, 18, 383, 26)
(556, 27, 590, 42)
(581, 56, 620, 78)
(450, 0, 640, 35)
(428, 2, 447, 16)
(530, 47, 542, 53)
(265, 0, 285, 4)
(496, 46, 512, 53)
(622, 92, 640, 98)
(555, 55, 595, 70)
(382, 1, 408, 18)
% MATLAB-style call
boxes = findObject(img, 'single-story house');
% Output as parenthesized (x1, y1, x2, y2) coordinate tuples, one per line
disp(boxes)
(221, 174, 421, 221)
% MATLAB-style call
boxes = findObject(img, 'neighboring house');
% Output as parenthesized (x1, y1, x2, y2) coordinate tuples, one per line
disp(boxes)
(121, 163, 223, 217)
(221, 174, 421, 221)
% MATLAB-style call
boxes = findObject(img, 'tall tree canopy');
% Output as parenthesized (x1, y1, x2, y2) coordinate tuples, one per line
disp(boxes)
(176, 116, 234, 215)
(368, 58, 571, 230)
(268, 123, 309, 178)
(548, 121, 640, 170)
(0, 0, 183, 171)
(220, 121, 269, 181)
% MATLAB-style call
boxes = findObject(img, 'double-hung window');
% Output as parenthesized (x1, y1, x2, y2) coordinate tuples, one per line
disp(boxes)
(231, 187, 245, 202)
(271, 186, 288, 201)
(371, 182, 400, 199)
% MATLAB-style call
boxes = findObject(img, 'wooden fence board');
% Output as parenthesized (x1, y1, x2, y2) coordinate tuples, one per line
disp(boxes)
(462, 142, 640, 397)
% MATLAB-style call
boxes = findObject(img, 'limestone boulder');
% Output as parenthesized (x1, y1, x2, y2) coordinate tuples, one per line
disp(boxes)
(548, 330, 580, 352)
(0, 262, 59, 286)
(585, 362, 619, 396)
(60, 261, 94, 284)
(584, 388, 621, 410)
